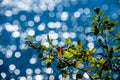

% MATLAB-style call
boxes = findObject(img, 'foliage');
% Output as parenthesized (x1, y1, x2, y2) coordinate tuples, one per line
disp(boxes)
(25, 7, 120, 80)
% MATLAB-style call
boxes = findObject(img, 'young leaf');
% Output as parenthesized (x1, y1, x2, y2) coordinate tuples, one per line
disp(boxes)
(63, 51, 73, 59)
(65, 38, 71, 46)
(98, 10, 104, 17)
(29, 36, 33, 41)
(46, 58, 52, 67)
(91, 73, 99, 79)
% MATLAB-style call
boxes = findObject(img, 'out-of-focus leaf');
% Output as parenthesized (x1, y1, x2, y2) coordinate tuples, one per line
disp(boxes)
(62, 71, 68, 78)
(116, 31, 120, 37)
(38, 53, 43, 58)
(76, 73, 82, 79)
(86, 32, 93, 36)
(56, 61, 66, 70)
(90, 47, 96, 54)
(89, 58, 96, 66)
(85, 49, 91, 55)
(103, 45, 108, 52)
(107, 27, 114, 32)
(68, 48, 77, 55)
(22, 44, 28, 50)
(91, 73, 99, 79)
(94, 7, 100, 14)
(105, 76, 112, 80)
(74, 61, 79, 69)
(113, 44, 120, 53)
(77, 40, 82, 49)
(63, 51, 73, 59)
(68, 60, 73, 66)
(29, 36, 33, 41)
(109, 48, 113, 58)
(103, 61, 109, 70)
(98, 10, 104, 17)
(102, 70, 109, 75)
(94, 26, 99, 35)
(46, 58, 52, 67)
(41, 45, 47, 51)
(65, 38, 71, 45)
(103, 16, 109, 24)
(57, 47, 63, 58)
(108, 20, 118, 27)
(98, 58, 106, 64)
(47, 34, 52, 44)
(112, 38, 120, 42)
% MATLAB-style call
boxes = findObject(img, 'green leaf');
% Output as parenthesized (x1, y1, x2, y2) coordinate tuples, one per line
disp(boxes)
(105, 76, 112, 80)
(47, 35, 52, 44)
(63, 51, 73, 59)
(29, 36, 33, 41)
(68, 48, 77, 55)
(98, 58, 106, 64)
(102, 70, 109, 75)
(113, 44, 120, 53)
(112, 38, 120, 42)
(41, 45, 47, 51)
(108, 20, 118, 27)
(74, 61, 79, 69)
(65, 38, 71, 45)
(103, 16, 109, 24)
(90, 47, 96, 54)
(91, 73, 99, 79)
(62, 71, 68, 78)
(107, 27, 114, 32)
(98, 10, 104, 17)
(77, 40, 82, 49)
(116, 31, 120, 37)
(46, 58, 52, 67)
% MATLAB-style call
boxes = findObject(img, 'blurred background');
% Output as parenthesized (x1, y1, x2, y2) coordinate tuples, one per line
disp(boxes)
(0, 0, 120, 80)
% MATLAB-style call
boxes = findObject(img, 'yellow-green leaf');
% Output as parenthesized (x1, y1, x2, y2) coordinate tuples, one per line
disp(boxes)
(46, 59, 51, 65)
(63, 51, 73, 58)
(47, 35, 51, 44)
(68, 48, 77, 55)
(98, 10, 104, 17)
(102, 70, 109, 75)
(91, 73, 99, 79)
(29, 36, 33, 41)
(74, 61, 79, 69)
(116, 31, 120, 37)
(65, 38, 71, 45)
(98, 58, 106, 64)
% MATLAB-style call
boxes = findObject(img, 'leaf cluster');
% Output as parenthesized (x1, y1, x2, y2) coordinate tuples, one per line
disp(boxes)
(25, 7, 120, 80)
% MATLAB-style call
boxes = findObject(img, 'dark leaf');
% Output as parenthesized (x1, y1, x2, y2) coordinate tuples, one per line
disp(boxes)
(76, 73, 82, 79)
(94, 7, 100, 14)
(112, 38, 120, 42)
